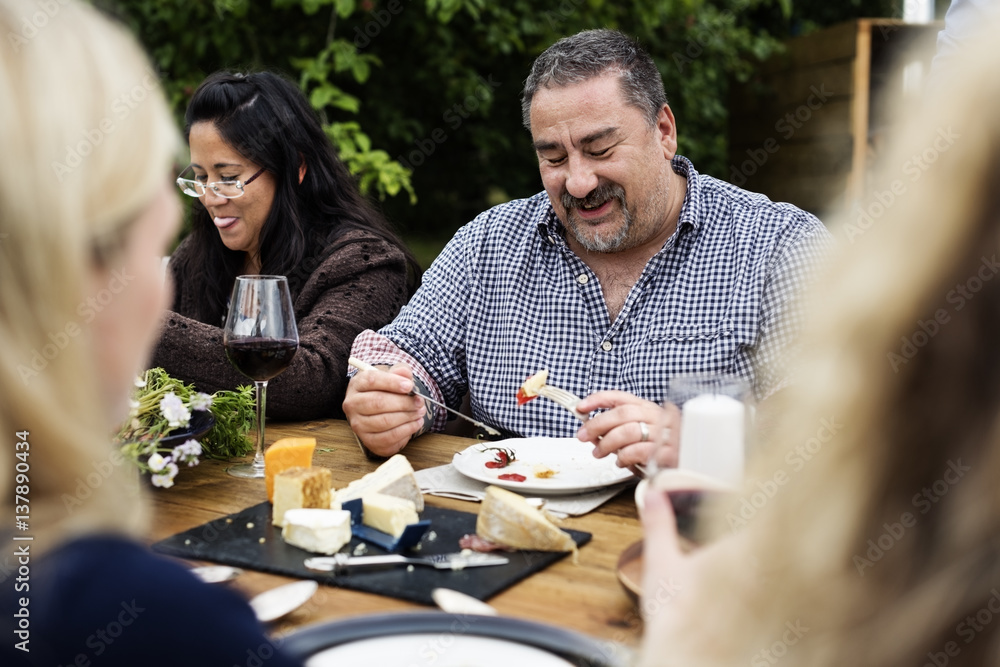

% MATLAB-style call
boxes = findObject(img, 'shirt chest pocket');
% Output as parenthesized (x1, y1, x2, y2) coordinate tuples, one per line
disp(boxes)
(644, 316, 756, 379)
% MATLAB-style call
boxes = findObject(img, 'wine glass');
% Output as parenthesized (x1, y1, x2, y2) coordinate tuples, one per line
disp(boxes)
(641, 374, 751, 537)
(223, 276, 299, 478)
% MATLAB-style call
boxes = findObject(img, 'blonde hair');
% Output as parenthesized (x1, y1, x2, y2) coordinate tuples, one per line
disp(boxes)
(656, 22, 1000, 667)
(0, 0, 178, 552)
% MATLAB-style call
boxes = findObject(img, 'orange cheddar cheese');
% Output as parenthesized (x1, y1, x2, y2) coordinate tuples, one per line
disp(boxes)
(265, 437, 317, 502)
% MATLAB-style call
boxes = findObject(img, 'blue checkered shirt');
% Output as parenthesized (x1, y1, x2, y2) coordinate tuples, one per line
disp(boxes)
(353, 156, 832, 437)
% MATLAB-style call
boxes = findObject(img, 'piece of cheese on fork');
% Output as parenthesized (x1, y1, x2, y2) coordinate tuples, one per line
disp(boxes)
(332, 453, 424, 511)
(476, 485, 576, 554)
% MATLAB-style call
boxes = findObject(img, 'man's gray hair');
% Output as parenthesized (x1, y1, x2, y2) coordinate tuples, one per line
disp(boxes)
(521, 29, 667, 130)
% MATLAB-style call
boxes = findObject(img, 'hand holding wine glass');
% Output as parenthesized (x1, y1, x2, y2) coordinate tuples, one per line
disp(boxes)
(223, 276, 299, 478)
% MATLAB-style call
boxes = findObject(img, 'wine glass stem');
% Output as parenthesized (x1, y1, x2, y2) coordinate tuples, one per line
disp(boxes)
(252, 380, 268, 475)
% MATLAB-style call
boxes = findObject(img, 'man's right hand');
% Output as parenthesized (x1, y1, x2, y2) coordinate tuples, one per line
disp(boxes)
(342, 363, 428, 457)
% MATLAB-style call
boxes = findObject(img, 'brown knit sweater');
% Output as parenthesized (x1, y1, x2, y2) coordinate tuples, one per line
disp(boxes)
(150, 229, 410, 420)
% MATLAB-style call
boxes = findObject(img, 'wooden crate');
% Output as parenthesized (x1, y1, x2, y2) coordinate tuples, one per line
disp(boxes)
(728, 19, 941, 218)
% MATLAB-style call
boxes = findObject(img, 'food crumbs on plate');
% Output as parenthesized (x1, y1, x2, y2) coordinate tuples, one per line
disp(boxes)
(258, 537, 266, 544)
(353, 543, 368, 556)
(184, 539, 191, 545)
(533, 464, 557, 479)
(413, 543, 423, 551)
(225, 518, 232, 524)
(406, 565, 414, 573)
(246, 522, 254, 529)
(427, 530, 438, 542)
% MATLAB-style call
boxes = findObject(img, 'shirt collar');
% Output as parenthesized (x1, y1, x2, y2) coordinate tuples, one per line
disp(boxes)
(533, 154, 703, 243)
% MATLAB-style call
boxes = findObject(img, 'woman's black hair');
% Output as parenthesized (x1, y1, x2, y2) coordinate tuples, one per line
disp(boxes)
(182, 70, 420, 323)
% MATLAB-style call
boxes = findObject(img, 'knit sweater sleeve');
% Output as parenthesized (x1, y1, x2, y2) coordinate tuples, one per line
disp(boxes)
(150, 230, 410, 420)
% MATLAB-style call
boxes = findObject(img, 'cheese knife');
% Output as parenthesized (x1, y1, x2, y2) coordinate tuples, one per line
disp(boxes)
(304, 551, 509, 573)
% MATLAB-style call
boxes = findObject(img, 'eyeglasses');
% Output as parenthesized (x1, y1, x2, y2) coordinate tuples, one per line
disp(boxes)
(176, 166, 266, 199)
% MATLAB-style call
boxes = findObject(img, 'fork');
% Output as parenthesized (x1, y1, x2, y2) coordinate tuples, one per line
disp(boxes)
(536, 384, 589, 422)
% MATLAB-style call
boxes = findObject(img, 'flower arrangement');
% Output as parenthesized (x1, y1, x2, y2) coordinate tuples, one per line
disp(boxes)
(117, 368, 256, 487)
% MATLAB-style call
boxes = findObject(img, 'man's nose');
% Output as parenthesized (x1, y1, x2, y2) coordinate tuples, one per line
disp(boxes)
(564, 157, 598, 200)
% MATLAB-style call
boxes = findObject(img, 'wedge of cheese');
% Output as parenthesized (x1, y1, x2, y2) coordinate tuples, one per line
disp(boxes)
(281, 508, 352, 555)
(361, 493, 419, 538)
(264, 437, 317, 502)
(477, 485, 576, 554)
(272, 466, 332, 527)
(332, 454, 424, 511)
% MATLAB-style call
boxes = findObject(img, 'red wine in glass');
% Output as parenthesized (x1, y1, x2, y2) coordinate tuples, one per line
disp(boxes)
(223, 276, 299, 479)
(224, 337, 298, 381)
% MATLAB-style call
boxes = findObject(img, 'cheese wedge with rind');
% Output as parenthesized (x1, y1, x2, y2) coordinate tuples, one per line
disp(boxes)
(281, 508, 352, 555)
(272, 466, 332, 527)
(332, 453, 424, 511)
(476, 485, 576, 554)
(264, 437, 317, 502)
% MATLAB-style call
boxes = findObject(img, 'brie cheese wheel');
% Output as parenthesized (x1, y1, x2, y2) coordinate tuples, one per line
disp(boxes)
(272, 466, 333, 527)
(476, 485, 576, 554)
(361, 492, 419, 538)
(332, 454, 424, 511)
(281, 508, 352, 555)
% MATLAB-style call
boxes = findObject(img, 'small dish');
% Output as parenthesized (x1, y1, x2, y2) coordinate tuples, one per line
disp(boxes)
(190, 565, 242, 584)
(159, 410, 215, 447)
(615, 540, 644, 601)
(249, 580, 318, 623)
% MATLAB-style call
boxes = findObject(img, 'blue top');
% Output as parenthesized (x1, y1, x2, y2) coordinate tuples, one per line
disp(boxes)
(354, 156, 831, 437)
(0, 535, 302, 666)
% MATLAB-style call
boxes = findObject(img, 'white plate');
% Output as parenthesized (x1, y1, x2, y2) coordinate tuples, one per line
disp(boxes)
(249, 580, 318, 623)
(451, 437, 634, 495)
(306, 633, 574, 667)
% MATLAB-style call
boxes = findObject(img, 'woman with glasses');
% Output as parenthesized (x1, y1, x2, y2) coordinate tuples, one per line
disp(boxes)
(153, 70, 420, 420)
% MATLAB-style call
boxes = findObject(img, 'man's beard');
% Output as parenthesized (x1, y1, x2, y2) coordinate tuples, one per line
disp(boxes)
(561, 182, 632, 253)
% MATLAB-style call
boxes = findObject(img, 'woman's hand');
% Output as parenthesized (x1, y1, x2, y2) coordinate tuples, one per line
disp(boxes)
(342, 363, 426, 456)
(573, 391, 681, 469)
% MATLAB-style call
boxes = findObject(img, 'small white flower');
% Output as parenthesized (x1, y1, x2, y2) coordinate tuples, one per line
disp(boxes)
(159, 392, 191, 429)
(147, 452, 167, 472)
(172, 439, 202, 467)
(189, 392, 213, 411)
(134, 374, 147, 388)
(151, 461, 179, 488)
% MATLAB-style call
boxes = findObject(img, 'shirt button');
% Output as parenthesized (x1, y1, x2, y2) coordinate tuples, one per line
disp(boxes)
(601, 341, 613, 351)
(577, 274, 589, 284)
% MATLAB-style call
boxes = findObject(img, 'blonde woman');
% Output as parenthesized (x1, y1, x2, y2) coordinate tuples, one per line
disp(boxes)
(639, 20, 1000, 667)
(0, 1, 300, 664)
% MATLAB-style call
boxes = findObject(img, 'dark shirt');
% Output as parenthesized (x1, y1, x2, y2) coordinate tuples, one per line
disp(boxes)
(0, 535, 302, 666)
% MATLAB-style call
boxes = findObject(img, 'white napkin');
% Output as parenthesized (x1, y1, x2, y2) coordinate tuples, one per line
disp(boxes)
(415, 464, 636, 518)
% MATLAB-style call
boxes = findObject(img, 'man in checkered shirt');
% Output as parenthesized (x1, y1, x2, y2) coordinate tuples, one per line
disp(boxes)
(344, 29, 832, 467)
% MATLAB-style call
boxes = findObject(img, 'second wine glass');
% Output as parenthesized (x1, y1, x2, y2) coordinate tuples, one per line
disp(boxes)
(223, 275, 299, 479)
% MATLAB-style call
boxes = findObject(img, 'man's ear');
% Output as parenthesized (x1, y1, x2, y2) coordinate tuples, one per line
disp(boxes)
(657, 104, 678, 160)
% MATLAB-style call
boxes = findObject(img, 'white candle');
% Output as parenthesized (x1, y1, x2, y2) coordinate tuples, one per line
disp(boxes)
(677, 393, 745, 485)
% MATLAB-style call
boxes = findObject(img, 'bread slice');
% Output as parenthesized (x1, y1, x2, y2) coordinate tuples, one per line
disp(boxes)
(476, 485, 576, 553)
(332, 454, 424, 511)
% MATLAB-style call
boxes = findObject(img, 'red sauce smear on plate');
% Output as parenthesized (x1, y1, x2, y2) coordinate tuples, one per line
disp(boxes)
(497, 473, 526, 482)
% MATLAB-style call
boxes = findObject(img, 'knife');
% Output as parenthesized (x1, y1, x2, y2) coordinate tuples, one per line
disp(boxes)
(304, 552, 509, 573)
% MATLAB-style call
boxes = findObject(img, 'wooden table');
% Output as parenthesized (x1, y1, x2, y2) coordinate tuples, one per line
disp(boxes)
(146, 419, 644, 652)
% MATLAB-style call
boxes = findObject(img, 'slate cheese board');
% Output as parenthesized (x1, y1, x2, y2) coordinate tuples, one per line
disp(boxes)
(152, 502, 591, 605)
